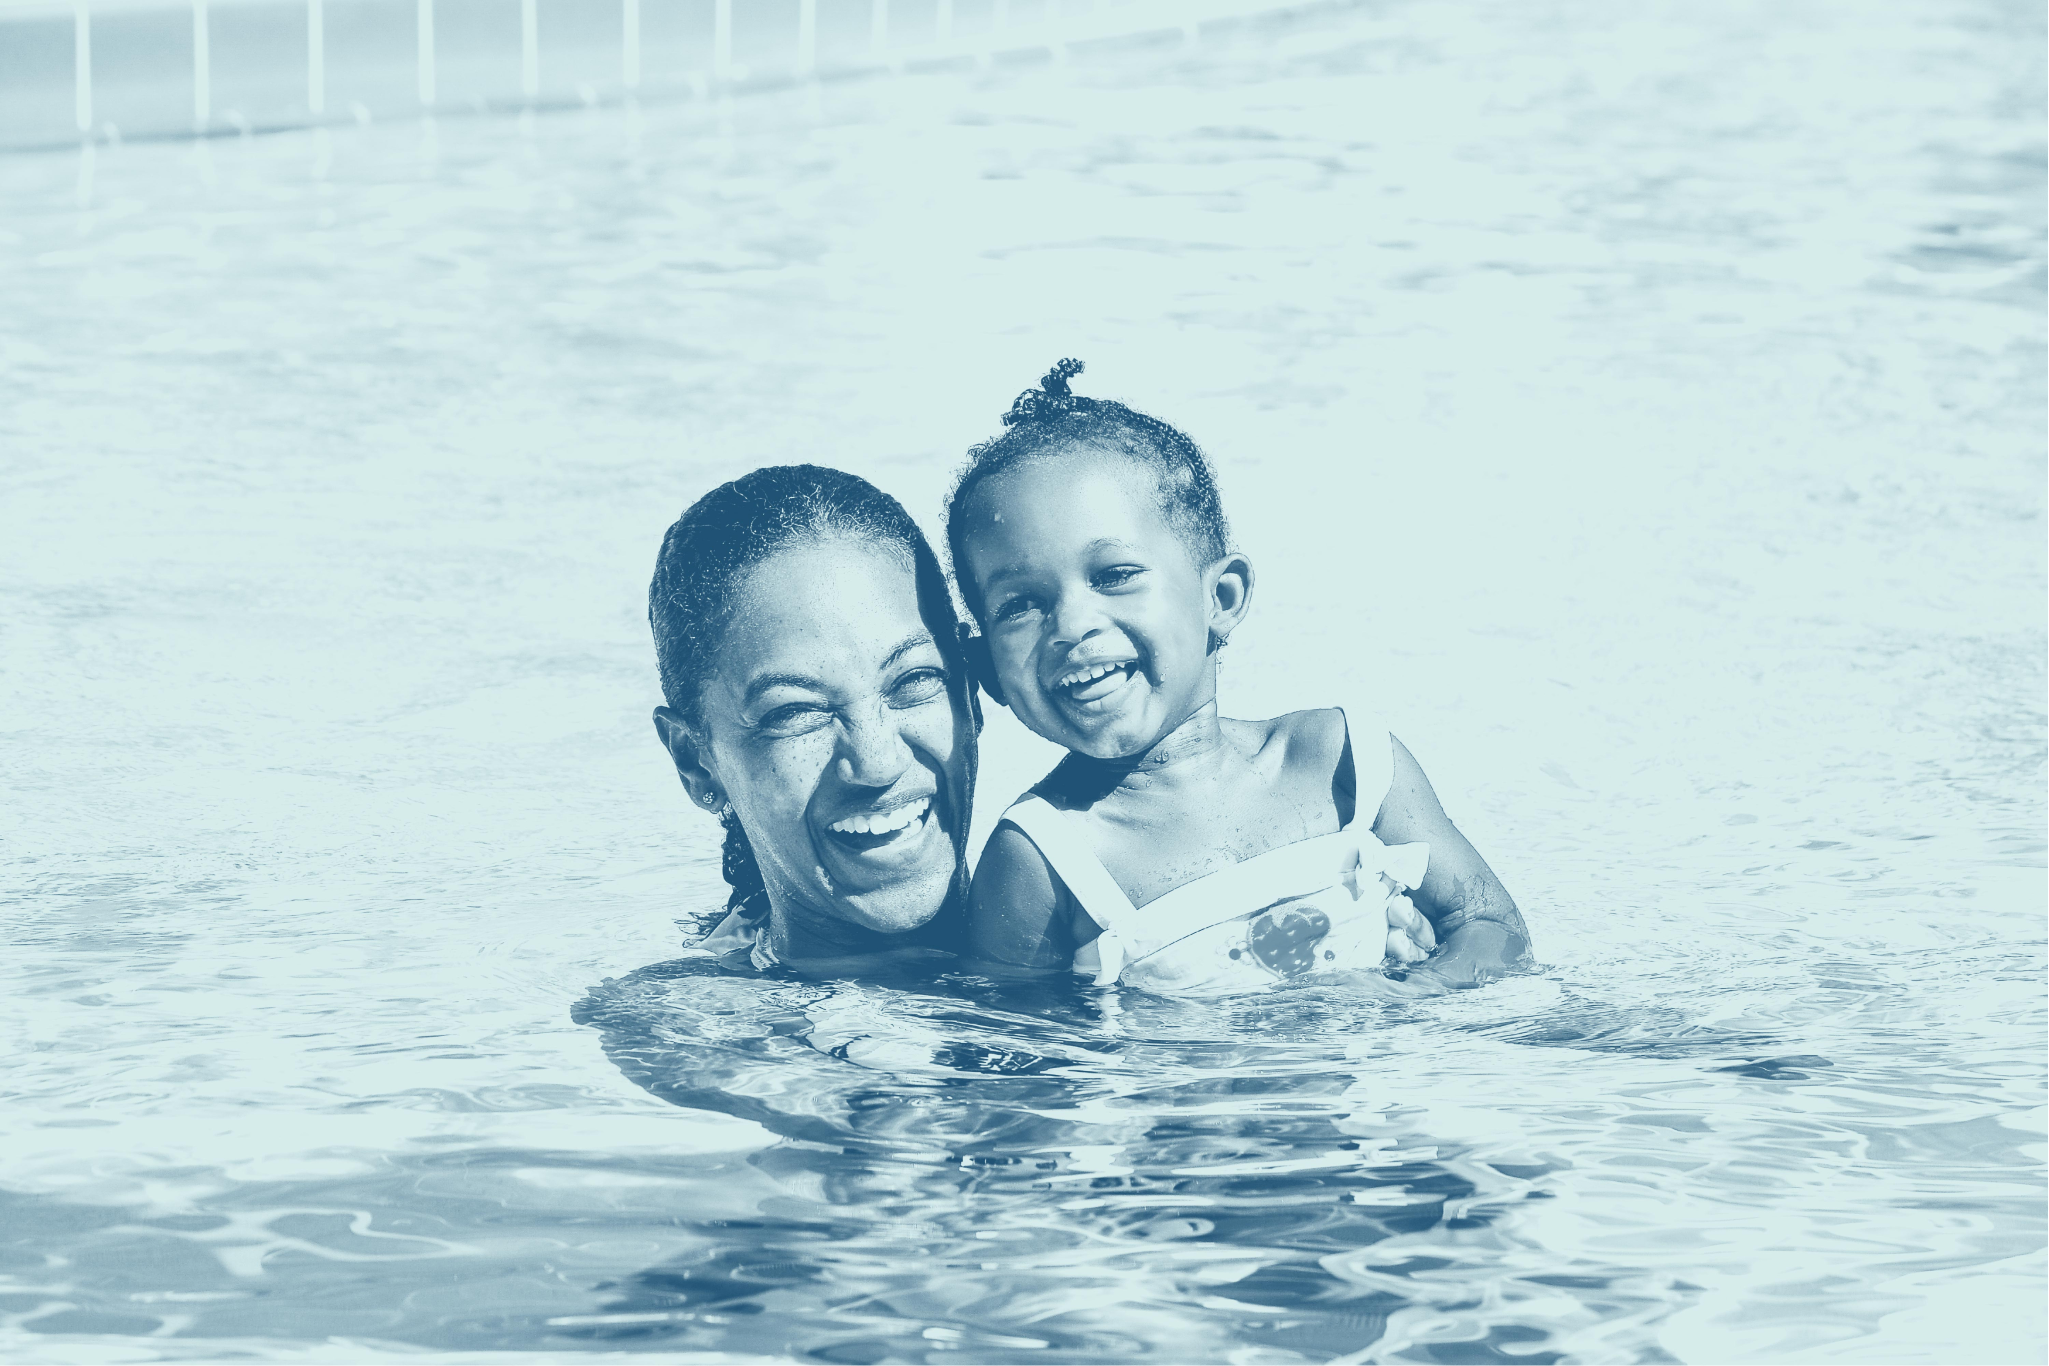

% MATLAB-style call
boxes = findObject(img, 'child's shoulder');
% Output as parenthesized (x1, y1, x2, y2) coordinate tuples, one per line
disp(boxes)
(1264, 703, 1398, 770)
(1025, 758, 1116, 815)
(1262, 704, 1348, 747)
(1249, 704, 1400, 827)
(1247, 705, 1350, 774)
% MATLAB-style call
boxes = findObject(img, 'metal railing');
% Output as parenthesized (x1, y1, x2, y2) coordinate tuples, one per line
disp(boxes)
(17, 0, 1310, 142)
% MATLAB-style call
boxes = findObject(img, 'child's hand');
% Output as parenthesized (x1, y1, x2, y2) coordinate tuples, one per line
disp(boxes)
(1384, 894, 1437, 965)
(1359, 964, 1455, 999)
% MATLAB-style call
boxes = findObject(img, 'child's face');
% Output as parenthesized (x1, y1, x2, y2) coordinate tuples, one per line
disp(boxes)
(961, 449, 1229, 760)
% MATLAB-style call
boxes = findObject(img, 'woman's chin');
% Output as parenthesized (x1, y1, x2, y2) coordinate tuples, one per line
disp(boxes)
(814, 799, 952, 892)
(806, 809, 958, 936)
(832, 871, 955, 937)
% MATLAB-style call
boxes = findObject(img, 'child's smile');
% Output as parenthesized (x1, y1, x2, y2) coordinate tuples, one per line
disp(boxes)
(960, 451, 1223, 760)
(1056, 658, 1141, 700)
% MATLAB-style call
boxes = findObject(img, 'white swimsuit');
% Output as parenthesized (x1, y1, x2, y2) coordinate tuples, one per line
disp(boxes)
(998, 709, 1429, 996)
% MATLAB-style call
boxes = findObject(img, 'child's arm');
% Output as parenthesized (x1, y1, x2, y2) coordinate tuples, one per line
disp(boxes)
(1372, 738, 1531, 989)
(966, 824, 1080, 976)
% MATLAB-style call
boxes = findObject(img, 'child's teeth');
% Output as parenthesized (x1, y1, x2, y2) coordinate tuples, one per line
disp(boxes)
(1061, 662, 1125, 688)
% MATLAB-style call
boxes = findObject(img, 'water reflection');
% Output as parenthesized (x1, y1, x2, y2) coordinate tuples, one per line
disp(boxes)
(2, 0, 2038, 1355)
(571, 959, 1557, 1361)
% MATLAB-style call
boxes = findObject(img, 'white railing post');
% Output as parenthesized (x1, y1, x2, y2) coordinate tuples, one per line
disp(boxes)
(713, 0, 731, 79)
(869, 0, 886, 57)
(191, 0, 210, 131)
(520, 0, 538, 98)
(622, 0, 640, 89)
(307, 0, 324, 113)
(795, 0, 815, 75)
(73, 0, 92, 133)
(416, 0, 436, 106)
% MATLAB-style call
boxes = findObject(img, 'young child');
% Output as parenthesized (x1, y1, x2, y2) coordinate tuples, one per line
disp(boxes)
(948, 360, 1530, 995)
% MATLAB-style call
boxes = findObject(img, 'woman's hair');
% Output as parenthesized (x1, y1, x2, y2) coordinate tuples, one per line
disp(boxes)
(650, 464, 958, 928)
(942, 358, 1231, 618)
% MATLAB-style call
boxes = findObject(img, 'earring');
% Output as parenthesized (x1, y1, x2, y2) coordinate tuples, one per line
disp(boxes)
(702, 791, 722, 808)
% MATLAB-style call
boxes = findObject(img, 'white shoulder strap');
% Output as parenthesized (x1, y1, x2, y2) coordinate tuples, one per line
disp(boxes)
(1000, 796, 1137, 987)
(1340, 706, 1397, 831)
(999, 797, 1138, 930)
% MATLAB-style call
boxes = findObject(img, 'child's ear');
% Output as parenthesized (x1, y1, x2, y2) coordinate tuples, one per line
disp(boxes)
(957, 622, 1007, 709)
(1205, 551, 1255, 653)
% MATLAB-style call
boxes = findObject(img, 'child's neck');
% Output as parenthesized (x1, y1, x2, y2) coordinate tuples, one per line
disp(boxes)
(1062, 695, 1236, 802)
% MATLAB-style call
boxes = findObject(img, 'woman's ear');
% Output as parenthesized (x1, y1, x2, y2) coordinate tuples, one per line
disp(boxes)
(958, 622, 1007, 709)
(1205, 551, 1255, 653)
(653, 706, 725, 812)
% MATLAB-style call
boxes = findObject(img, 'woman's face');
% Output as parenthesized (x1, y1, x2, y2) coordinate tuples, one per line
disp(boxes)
(687, 537, 975, 946)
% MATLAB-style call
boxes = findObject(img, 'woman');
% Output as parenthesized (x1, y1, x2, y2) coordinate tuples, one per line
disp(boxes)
(650, 463, 977, 970)
(648, 463, 1440, 977)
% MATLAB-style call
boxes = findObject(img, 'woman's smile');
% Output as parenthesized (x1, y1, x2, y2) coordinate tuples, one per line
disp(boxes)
(826, 795, 931, 838)
(812, 786, 954, 896)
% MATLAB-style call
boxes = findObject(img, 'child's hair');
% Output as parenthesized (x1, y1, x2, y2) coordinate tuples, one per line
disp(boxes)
(942, 359, 1231, 618)
(649, 464, 960, 928)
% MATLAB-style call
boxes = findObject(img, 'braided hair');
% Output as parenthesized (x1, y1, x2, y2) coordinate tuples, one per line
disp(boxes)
(649, 464, 959, 933)
(942, 359, 1231, 618)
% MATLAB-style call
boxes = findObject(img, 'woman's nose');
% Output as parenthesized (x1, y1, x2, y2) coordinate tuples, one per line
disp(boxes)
(835, 704, 913, 788)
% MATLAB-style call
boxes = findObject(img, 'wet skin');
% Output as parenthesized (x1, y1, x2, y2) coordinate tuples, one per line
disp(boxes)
(956, 448, 1528, 988)
(653, 537, 975, 961)
(961, 454, 1242, 762)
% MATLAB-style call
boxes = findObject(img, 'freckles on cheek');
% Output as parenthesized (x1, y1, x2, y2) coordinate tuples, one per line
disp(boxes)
(731, 738, 830, 825)
(915, 704, 962, 763)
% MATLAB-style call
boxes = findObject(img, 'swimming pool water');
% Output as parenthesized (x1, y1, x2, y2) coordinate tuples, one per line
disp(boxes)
(3, 1, 2044, 1361)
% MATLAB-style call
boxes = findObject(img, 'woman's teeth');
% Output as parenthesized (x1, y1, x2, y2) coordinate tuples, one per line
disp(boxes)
(1057, 661, 1130, 690)
(828, 798, 930, 837)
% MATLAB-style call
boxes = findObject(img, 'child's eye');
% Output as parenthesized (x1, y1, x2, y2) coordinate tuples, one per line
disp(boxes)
(889, 668, 948, 708)
(992, 594, 1041, 622)
(1093, 565, 1144, 590)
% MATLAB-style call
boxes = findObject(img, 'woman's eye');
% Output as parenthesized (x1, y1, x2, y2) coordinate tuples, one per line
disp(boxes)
(756, 703, 832, 735)
(889, 668, 948, 707)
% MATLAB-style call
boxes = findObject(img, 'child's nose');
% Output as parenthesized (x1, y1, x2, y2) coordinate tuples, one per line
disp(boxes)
(1048, 588, 1112, 646)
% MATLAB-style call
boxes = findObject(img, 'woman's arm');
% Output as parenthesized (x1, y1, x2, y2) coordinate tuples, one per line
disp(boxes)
(1372, 737, 1531, 989)
(966, 823, 1081, 976)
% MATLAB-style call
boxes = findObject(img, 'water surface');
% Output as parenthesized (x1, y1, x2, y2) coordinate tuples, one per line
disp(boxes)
(2, 1, 2043, 1361)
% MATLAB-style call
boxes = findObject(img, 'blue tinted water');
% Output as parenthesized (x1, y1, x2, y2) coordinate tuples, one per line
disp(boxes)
(2, 2, 2044, 1361)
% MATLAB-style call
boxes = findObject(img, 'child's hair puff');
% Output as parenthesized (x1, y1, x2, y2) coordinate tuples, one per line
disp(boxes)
(943, 359, 1231, 617)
